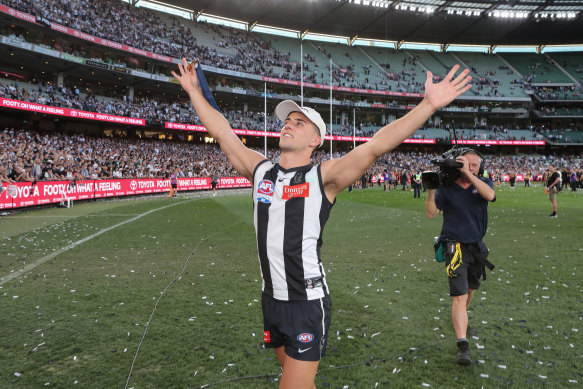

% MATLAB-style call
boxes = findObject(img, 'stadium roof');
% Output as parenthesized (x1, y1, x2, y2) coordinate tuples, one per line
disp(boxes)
(148, 0, 583, 46)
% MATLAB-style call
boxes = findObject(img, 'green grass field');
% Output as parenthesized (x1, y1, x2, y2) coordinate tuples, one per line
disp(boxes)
(1, 185, 581, 388)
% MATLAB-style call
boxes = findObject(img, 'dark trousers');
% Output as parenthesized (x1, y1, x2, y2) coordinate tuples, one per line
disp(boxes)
(413, 183, 421, 198)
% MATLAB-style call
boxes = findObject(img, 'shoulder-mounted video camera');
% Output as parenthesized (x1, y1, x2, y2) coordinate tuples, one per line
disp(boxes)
(422, 147, 485, 189)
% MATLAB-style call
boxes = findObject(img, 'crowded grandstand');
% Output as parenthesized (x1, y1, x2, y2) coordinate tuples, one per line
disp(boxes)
(0, 0, 582, 208)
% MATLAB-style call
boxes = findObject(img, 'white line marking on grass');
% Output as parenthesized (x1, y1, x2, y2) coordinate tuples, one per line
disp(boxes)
(125, 238, 204, 389)
(3, 214, 142, 218)
(0, 201, 190, 287)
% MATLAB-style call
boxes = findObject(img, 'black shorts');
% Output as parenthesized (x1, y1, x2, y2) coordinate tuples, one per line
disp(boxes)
(171, 183, 177, 189)
(262, 292, 332, 362)
(444, 242, 486, 296)
(211, 182, 217, 189)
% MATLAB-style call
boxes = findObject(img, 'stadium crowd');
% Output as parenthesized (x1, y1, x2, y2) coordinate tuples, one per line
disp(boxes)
(3, 0, 534, 94)
(2, 0, 582, 143)
(1, 128, 581, 191)
(4, 79, 582, 143)
(1, 0, 581, 191)
(0, 80, 283, 132)
(0, 127, 240, 182)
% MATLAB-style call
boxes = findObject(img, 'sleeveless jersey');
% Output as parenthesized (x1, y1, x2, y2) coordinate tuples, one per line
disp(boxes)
(253, 160, 334, 301)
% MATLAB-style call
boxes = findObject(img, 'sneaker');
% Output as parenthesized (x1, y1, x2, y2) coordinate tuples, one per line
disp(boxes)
(547, 213, 557, 218)
(455, 340, 471, 365)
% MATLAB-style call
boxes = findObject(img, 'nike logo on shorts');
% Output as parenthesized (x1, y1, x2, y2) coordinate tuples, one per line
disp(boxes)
(298, 347, 312, 353)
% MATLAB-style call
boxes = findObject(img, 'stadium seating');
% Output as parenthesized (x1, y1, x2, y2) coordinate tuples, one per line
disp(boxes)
(500, 53, 572, 83)
(548, 52, 583, 84)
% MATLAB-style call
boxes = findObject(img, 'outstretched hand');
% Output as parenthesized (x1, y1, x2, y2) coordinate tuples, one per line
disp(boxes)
(171, 58, 200, 95)
(424, 65, 472, 111)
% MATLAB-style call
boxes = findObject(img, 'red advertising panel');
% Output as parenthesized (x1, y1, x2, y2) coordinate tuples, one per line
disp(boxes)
(452, 140, 546, 146)
(0, 97, 145, 125)
(502, 175, 526, 182)
(164, 122, 434, 144)
(0, 177, 251, 210)
(218, 177, 251, 188)
(0, 4, 38, 24)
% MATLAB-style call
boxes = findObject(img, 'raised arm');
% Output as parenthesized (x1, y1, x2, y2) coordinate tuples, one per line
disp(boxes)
(321, 65, 472, 200)
(171, 58, 265, 181)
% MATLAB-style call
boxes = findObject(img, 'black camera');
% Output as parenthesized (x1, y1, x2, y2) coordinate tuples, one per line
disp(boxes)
(422, 147, 483, 189)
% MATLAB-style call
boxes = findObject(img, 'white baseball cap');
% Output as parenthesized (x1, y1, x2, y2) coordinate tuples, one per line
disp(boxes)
(275, 100, 327, 147)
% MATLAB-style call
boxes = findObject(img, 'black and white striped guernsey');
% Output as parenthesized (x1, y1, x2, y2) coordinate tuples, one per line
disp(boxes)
(252, 160, 334, 301)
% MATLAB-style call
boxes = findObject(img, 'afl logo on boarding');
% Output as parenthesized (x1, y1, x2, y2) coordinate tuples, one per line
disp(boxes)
(297, 333, 314, 343)
(257, 180, 274, 203)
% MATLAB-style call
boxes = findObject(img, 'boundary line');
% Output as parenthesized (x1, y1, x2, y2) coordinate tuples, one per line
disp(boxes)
(0, 200, 190, 287)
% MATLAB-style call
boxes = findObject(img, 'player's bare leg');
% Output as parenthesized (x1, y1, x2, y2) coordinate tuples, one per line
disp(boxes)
(275, 346, 318, 389)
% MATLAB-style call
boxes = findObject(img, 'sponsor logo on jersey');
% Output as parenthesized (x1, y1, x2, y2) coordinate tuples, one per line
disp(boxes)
(297, 333, 314, 343)
(282, 182, 309, 200)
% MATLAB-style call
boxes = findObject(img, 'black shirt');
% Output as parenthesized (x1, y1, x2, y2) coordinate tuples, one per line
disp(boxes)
(546, 172, 560, 188)
(435, 177, 494, 243)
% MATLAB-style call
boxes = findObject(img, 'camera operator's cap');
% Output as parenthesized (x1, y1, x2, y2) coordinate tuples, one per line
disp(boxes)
(275, 100, 326, 147)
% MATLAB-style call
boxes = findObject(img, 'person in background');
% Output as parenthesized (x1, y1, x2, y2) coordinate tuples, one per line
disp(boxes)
(425, 149, 496, 365)
(546, 165, 561, 218)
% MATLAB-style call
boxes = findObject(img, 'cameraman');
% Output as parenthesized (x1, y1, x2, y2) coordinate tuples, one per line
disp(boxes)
(425, 150, 495, 365)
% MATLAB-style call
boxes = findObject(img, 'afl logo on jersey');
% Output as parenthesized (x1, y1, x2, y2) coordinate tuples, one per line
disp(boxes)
(257, 180, 274, 203)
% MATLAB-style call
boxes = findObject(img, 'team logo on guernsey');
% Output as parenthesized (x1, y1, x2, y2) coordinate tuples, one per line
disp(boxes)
(297, 333, 314, 343)
(257, 180, 274, 203)
(282, 182, 310, 200)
